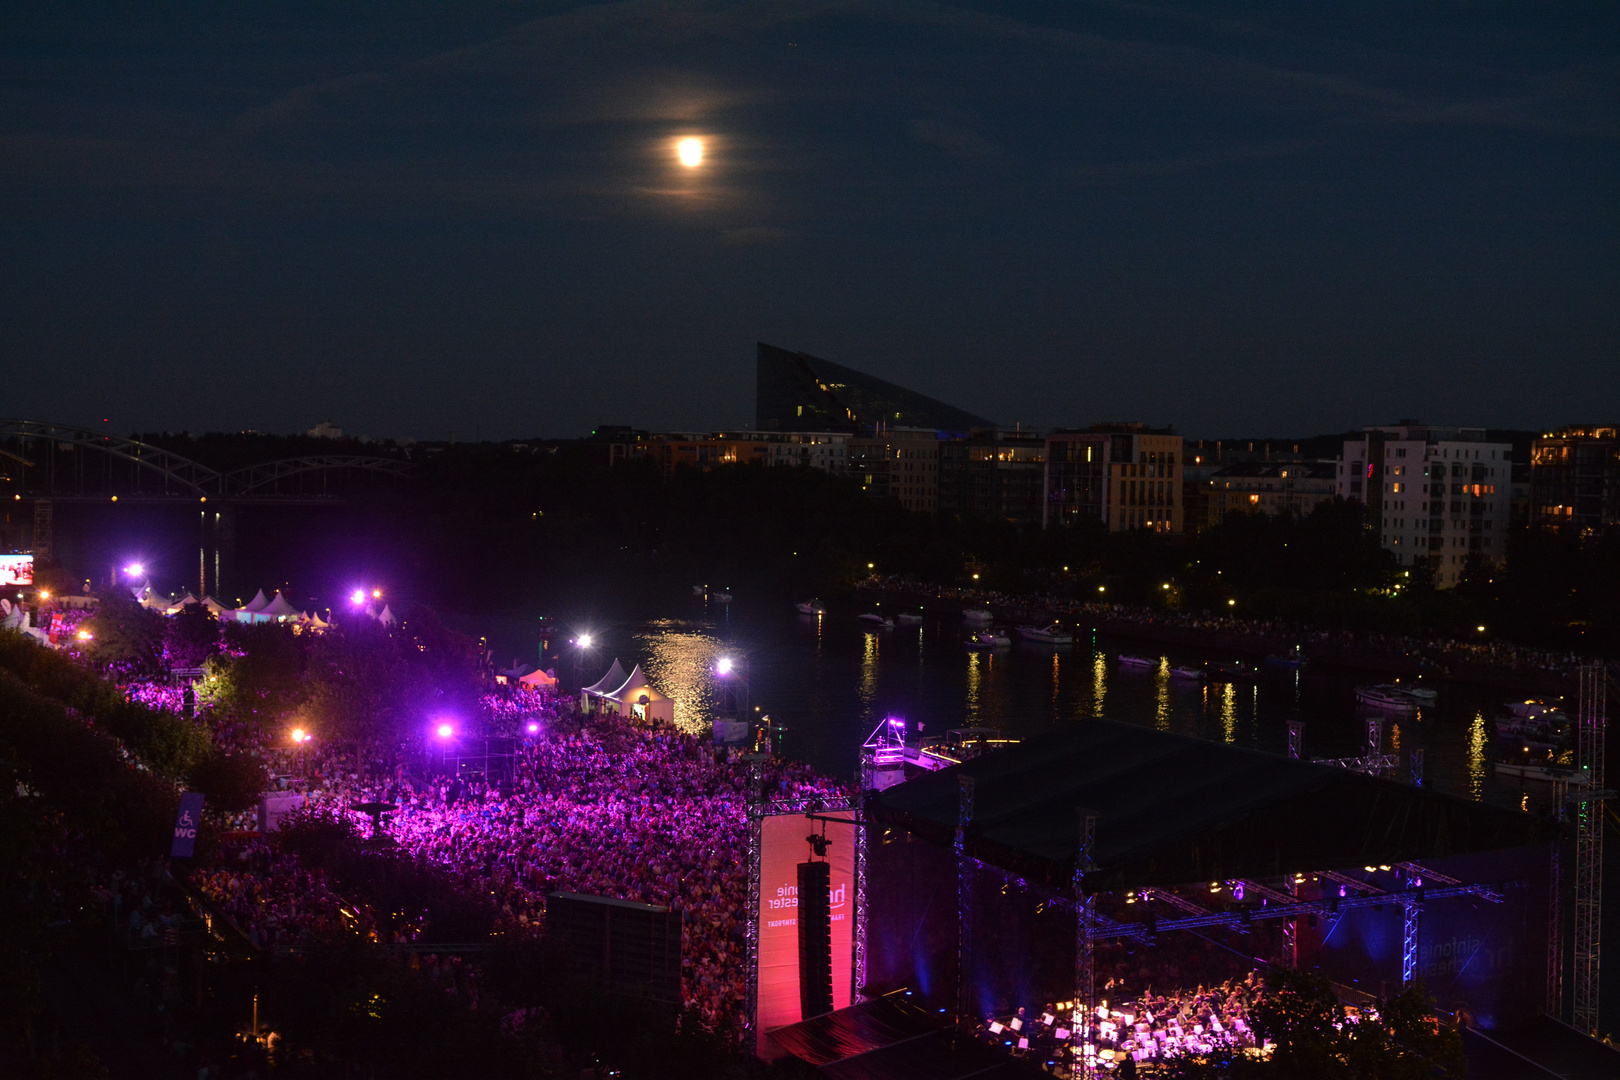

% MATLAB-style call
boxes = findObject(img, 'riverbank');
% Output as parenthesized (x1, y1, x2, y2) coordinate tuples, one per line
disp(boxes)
(856, 579, 1592, 700)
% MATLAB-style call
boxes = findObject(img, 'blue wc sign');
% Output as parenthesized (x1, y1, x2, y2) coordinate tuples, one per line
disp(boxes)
(170, 792, 205, 858)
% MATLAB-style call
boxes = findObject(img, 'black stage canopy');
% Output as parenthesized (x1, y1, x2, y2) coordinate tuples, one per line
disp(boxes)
(870, 720, 1551, 894)
(770, 994, 1049, 1080)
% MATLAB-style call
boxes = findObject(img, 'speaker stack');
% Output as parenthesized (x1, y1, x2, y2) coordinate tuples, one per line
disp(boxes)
(797, 860, 834, 1019)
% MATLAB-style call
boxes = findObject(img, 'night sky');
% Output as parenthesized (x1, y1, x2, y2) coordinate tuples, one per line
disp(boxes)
(3, 2, 1615, 440)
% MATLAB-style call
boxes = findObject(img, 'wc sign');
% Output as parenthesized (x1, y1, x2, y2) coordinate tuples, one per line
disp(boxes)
(170, 792, 205, 858)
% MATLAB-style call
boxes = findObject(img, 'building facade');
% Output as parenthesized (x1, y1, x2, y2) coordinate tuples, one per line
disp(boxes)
(1531, 426, 1620, 533)
(849, 428, 941, 513)
(1200, 461, 1338, 527)
(635, 431, 850, 479)
(1043, 425, 1183, 533)
(1336, 425, 1513, 588)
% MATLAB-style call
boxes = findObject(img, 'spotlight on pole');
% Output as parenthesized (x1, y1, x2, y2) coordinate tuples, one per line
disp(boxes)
(716, 656, 734, 676)
(125, 563, 145, 577)
(435, 722, 454, 740)
(350, 589, 366, 605)
(577, 633, 593, 649)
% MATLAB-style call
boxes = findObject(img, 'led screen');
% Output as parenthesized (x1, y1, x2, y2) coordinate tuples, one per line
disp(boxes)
(756, 810, 856, 1056)
(0, 554, 34, 587)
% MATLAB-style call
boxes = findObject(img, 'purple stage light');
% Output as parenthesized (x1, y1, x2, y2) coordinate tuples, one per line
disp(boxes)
(350, 589, 366, 605)
(527, 722, 540, 734)
(716, 656, 733, 676)
(435, 722, 454, 739)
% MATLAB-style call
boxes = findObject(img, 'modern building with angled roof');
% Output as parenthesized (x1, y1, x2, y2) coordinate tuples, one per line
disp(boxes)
(755, 342, 993, 435)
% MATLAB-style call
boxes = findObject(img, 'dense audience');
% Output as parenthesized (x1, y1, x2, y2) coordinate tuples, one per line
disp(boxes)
(178, 686, 846, 1035)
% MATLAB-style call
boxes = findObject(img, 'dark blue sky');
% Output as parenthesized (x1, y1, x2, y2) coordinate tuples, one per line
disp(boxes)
(3, 1, 1615, 439)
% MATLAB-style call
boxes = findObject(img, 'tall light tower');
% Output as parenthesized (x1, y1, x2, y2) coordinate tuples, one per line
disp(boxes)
(1572, 663, 1609, 1035)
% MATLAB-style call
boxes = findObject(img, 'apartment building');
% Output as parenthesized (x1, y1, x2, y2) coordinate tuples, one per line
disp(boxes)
(1337, 424, 1512, 588)
(1044, 424, 1183, 533)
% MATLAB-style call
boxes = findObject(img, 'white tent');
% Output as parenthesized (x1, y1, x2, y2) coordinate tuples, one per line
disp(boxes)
(376, 604, 399, 628)
(595, 664, 674, 725)
(241, 589, 271, 613)
(518, 667, 558, 690)
(581, 659, 628, 697)
(200, 596, 230, 616)
(263, 591, 302, 619)
(165, 592, 200, 615)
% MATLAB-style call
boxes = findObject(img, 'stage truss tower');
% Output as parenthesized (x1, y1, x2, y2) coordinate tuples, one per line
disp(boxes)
(1573, 663, 1609, 1036)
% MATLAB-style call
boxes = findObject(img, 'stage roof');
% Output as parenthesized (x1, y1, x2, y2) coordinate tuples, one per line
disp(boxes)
(870, 720, 1551, 894)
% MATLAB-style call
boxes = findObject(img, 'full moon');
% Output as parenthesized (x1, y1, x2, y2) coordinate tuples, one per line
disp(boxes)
(676, 137, 704, 168)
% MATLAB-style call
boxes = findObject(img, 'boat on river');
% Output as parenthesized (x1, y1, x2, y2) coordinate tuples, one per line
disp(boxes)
(1167, 665, 1205, 681)
(1355, 684, 1421, 715)
(1118, 654, 1158, 669)
(1492, 761, 1581, 784)
(858, 612, 894, 628)
(966, 631, 1011, 649)
(962, 609, 995, 624)
(1207, 660, 1254, 681)
(1016, 622, 1073, 644)
(897, 611, 924, 626)
(795, 599, 826, 615)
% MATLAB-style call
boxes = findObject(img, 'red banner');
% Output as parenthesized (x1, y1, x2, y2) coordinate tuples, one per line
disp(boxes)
(756, 811, 856, 1056)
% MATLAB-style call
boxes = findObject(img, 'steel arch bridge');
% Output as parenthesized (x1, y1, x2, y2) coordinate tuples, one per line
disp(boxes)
(0, 419, 414, 501)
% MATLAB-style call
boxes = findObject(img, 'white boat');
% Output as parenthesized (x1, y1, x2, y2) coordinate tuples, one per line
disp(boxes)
(1393, 683, 1437, 705)
(858, 613, 894, 628)
(1016, 622, 1073, 644)
(1118, 654, 1158, 669)
(1167, 665, 1205, 680)
(897, 612, 924, 626)
(795, 600, 826, 615)
(1492, 761, 1581, 784)
(966, 631, 1011, 649)
(1498, 710, 1568, 737)
(962, 609, 994, 623)
(1355, 685, 1420, 715)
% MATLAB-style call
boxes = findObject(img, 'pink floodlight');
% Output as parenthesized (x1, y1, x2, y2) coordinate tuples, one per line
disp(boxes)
(526, 722, 540, 734)
(350, 589, 366, 605)
(435, 722, 454, 739)
(716, 656, 734, 676)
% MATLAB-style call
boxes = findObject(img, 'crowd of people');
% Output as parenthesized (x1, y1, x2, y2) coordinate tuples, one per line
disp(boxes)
(177, 684, 848, 1035)
(862, 575, 1614, 684)
(190, 837, 357, 950)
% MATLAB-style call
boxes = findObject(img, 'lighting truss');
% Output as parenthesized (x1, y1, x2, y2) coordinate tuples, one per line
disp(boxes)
(957, 777, 975, 1035)
(1084, 882, 1503, 942)
(1573, 663, 1608, 1036)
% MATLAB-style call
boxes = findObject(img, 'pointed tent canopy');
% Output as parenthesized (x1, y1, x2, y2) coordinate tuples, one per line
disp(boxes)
(200, 596, 230, 615)
(582, 660, 628, 696)
(605, 664, 666, 706)
(263, 591, 302, 619)
(241, 589, 271, 613)
(307, 610, 330, 629)
(376, 604, 399, 628)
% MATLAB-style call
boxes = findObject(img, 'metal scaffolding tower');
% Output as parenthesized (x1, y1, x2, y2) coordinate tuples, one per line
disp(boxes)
(1573, 663, 1609, 1036)
(1074, 809, 1097, 1080)
(1547, 777, 1567, 1020)
(956, 776, 975, 1037)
